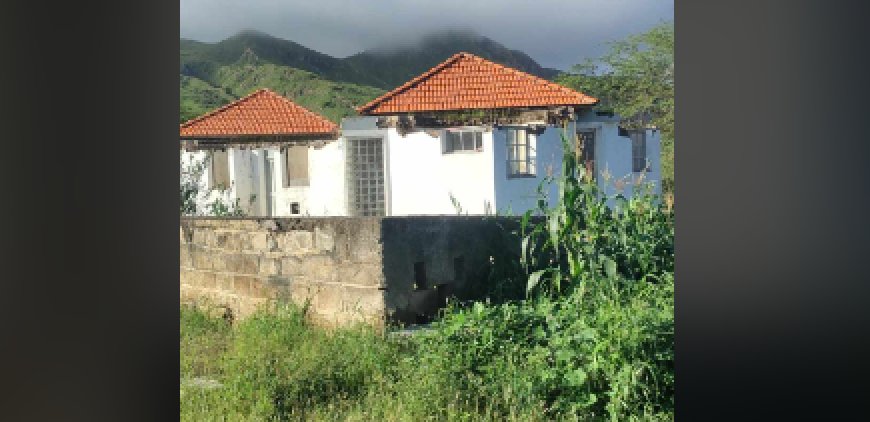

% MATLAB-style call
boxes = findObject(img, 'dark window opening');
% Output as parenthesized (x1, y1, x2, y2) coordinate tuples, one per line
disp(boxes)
(453, 256, 465, 281)
(290, 202, 300, 215)
(413, 261, 427, 290)
(631, 131, 647, 172)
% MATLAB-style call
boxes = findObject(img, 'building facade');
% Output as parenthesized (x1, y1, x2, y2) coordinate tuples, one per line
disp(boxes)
(181, 54, 661, 217)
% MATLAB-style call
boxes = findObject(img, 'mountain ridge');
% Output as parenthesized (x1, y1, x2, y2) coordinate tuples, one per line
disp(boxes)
(179, 29, 565, 124)
(181, 29, 561, 90)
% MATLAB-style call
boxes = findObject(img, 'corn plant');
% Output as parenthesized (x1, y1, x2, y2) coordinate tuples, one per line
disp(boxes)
(520, 132, 673, 297)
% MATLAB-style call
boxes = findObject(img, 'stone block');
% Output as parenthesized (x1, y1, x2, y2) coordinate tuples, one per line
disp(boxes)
(250, 232, 271, 252)
(280, 256, 304, 276)
(248, 278, 273, 299)
(192, 251, 212, 270)
(298, 255, 337, 282)
(233, 275, 258, 296)
(314, 227, 334, 252)
(215, 273, 234, 290)
(180, 246, 192, 268)
(225, 253, 259, 275)
(211, 253, 227, 272)
(336, 263, 385, 287)
(258, 257, 282, 276)
(201, 271, 217, 289)
(192, 229, 209, 246)
(277, 230, 314, 253)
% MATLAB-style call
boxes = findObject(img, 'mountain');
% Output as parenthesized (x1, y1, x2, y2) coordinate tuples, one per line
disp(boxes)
(180, 29, 562, 123)
(181, 30, 384, 88)
(180, 51, 385, 124)
(344, 29, 561, 89)
(181, 29, 560, 90)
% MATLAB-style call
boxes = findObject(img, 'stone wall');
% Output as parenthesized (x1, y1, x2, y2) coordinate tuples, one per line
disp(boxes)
(180, 216, 521, 327)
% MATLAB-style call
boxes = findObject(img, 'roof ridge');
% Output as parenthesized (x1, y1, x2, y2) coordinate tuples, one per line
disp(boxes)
(275, 93, 338, 129)
(180, 88, 270, 129)
(462, 53, 596, 102)
(356, 52, 467, 114)
(356, 52, 596, 115)
(179, 88, 338, 138)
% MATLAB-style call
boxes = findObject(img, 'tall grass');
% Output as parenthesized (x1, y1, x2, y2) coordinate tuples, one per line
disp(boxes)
(181, 132, 674, 421)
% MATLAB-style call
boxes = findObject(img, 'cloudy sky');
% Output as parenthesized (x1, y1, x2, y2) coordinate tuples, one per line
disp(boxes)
(180, 0, 673, 71)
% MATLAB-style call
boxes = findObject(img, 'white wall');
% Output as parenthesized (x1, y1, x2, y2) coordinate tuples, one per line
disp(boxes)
(251, 141, 344, 217)
(576, 110, 662, 202)
(180, 140, 343, 217)
(385, 127, 496, 215)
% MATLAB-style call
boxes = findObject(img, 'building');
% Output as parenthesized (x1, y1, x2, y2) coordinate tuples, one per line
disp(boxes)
(180, 89, 343, 216)
(180, 53, 661, 217)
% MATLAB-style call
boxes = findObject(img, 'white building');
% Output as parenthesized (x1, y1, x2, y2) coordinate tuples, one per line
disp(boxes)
(180, 54, 660, 217)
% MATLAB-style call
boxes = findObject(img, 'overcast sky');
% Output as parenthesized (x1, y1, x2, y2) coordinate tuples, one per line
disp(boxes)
(180, 0, 673, 71)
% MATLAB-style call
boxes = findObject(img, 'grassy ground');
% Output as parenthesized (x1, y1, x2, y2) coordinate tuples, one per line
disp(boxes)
(180, 271, 673, 421)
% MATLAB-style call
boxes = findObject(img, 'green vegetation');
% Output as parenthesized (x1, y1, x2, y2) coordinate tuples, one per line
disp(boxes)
(179, 56, 385, 125)
(180, 153, 250, 216)
(180, 132, 674, 420)
(180, 75, 235, 123)
(556, 23, 675, 194)
(212, 63, 385, 124)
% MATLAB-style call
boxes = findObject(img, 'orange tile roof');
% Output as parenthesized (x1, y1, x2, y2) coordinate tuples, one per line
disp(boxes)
(180, 88, 338, 139)
(357, 52, 598, 115)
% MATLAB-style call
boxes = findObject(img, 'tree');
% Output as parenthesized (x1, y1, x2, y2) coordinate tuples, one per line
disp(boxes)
(557, 22, 674, 193)
(180, 152, 250, 216)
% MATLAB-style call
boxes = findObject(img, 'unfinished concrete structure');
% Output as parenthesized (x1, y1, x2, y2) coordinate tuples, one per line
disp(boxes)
(180, 216, 521, 326)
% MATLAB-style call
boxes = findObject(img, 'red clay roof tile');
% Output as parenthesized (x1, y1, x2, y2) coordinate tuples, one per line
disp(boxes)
(180, 89, 338, 139)
(357, 53, 597, 115)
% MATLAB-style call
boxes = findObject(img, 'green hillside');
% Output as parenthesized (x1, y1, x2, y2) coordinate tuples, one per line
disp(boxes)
(181, 30, 385, 88)
(181, 29, 560, 91)
(180, 75, 236, 123)
(180, 47, 385, 124)
(213, 62, 384, 123)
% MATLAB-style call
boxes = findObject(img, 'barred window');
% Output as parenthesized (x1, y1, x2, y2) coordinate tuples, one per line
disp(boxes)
(506, 128, 536, 177)
(444, 129, 483, 153)
(631, 131, 647, 172)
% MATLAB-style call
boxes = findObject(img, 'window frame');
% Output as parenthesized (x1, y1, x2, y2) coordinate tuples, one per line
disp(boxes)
(442, 128, 484, 154)
(209, 149, 231, 190)
(281, 145, 310, 187)
(630, 130, 648, 173)
(506, 127, 537, 178)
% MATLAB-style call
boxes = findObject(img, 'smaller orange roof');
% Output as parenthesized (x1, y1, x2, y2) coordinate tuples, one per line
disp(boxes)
(180, 88, 338, 139)
(357, 52, 598, 115)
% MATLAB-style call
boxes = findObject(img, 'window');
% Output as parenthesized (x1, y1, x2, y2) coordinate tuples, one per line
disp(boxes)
(631, 131, 647, 172)
(444, 129, 483, 153)
(290, 202, 301, 215)
(506, 128, 536, 177)
(577, 130, 596, 180)
(209, 149, 230, 189)
(282, 146, 309, 186)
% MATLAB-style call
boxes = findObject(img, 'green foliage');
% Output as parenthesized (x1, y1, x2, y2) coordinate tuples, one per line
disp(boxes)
(180, 153, 250, 217)
(213, 63, 385, 123)
(556, 22, 675, 193)
(520, 133, 674, 297)
(180, 75, 235, 123)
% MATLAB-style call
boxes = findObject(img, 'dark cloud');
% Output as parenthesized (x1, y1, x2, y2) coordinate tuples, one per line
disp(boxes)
(180, 0, 673, 70)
